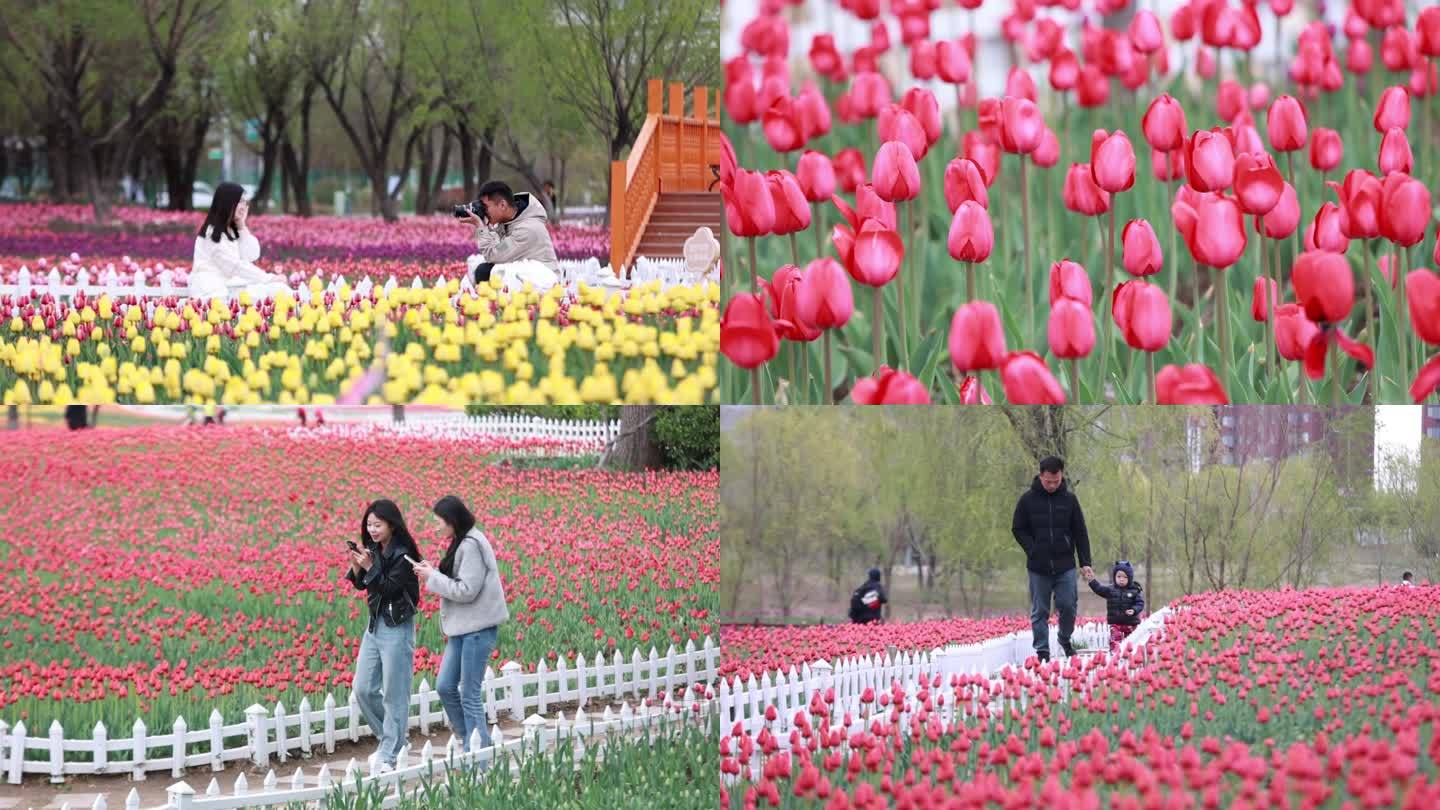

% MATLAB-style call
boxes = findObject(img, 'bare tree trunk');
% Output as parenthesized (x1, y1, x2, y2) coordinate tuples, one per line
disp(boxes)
(610, 406, 663, 470)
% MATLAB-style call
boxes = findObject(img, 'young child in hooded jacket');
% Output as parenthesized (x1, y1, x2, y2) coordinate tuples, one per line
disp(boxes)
(1087, 561, 1145, 652)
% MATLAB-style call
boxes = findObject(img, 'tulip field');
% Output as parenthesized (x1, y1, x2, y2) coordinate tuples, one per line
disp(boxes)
(0, 205, 720, 405)
(720, 585, 1440, 807)
(0, 426, 718, 739)
(719, 1, 1440, 404)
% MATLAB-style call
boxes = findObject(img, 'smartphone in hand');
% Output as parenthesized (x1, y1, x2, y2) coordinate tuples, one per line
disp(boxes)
(347, 541, 361, 554)
(404, 554, 423, 567)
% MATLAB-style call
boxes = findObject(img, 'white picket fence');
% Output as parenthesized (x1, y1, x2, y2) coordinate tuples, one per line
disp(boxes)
(285, 414, 621, 452)
(25, 698, 716, 810)
(3, 636, 716, 785)
(0, 256, 710, 303)
(719, 611, 1176, 769)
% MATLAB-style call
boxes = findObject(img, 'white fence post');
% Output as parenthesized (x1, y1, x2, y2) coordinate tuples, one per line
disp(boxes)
(48, 719, 64, 784)
(245, 704, 269, 770)
(130, 718, 146, 782)
(502, 661, 525, 721)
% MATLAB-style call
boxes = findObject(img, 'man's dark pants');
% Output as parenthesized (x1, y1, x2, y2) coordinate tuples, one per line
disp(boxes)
(1028, 567, 1077, 656)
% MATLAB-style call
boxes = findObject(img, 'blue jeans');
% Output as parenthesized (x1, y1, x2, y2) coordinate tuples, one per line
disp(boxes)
(353, 618, 415, 765)
(436, 626, 499, 751)
(1029, 568, 1078, 655)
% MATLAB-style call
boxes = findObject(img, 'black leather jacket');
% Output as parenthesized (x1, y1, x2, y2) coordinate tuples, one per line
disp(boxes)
(344, 539, 420, 633)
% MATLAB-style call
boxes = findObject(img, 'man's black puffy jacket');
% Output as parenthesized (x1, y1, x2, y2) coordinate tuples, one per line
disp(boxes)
(1011, 476, 1092, 576)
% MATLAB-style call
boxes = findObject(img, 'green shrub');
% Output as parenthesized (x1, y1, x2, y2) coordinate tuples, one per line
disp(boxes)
(654, 406, 718, 470)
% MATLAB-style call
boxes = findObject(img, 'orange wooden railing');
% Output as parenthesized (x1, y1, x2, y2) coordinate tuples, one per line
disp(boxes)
(610, 79, 722, 275)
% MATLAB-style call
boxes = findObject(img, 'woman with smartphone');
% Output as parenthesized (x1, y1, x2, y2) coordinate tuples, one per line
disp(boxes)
(344, 499, 421, 773)
(411, 496, 509, 755)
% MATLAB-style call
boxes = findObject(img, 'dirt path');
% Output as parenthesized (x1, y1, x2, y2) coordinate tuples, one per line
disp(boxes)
(0, 698, 639, 810)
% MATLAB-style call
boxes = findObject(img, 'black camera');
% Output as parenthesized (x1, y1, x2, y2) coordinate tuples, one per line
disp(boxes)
(452, 200, 486, 221)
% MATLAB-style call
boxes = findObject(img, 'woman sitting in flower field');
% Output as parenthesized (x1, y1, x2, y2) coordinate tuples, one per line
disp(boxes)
(189, 182, 289, 301)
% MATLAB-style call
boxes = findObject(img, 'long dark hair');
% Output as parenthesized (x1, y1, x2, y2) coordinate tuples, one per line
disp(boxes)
(198, 182, 245, 243)
(360, 499, 419, 557)
(433, 495, 477, 578)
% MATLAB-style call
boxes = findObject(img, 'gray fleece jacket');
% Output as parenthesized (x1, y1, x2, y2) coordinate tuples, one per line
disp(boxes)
(474, 192, 560, 273)
(425, 528, 510, 637)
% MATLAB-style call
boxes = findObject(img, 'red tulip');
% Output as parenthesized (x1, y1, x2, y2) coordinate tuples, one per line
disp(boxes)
(795, 258, 854, 331)
(1331, 169, 1382, 239)
(1186, 129, 1235, 192)
(1378, 127, 1413, 175)
(1404, 268, 1440, 346)
(1048, 299, 1095, 359)
(1412, 356, 1440, 402)
(1379, 173, 1433, 247)
(1292, 250, 1354, 323)
(851, 366, 931, 404)
(1266, 95, 1309, 152)
(1033, 128, 1061, 168)
(878, 105, 928, 161)
(724, 57, 759, 124)
(850, 226, 904, 287)
(948, 300, 1007, 372)
(871, 141, 922, 202)
(767, 171, 812, 235)
(720, 133, 737, 189)
(1373, 86, 1410, 132)
(721, 293, 779, 369)
(900, 88, 943, 148)
(1175, 193, 1247, 268)
(833, 148, 868, 193)
(1091, 130, 1136, 193)
(855, 184, 898, 230)
(1248, 82, 1271, 111)
(809, 34, 844, 80)
(724, 170, 776, 237)
(958, 375, 992, 404)
(1310, 202, 1351, 254)
(1347, 38, 1374, 74)
(1142, 95, 1188, 153)
(1274, 303, 1321, 361)
(1049, 259, 1093, 305)
(1232, 153, 1285, 216)
(1000, 96, 1045, 154)
(1076, 64, 1110, 107)
(1172, 4, 1197, 40)
(1000, 351, 1066, 403)
(947, 201, 994, 263)
(1197, 47, 1217, 78)
(963, 131, 1001, 186)
(1029, 18, 1064, 62)
(1257, 182, 1300, 239)
(1063, 164, 1111, 216)
(796, 84, 832, 141)
(1122, 219, 1163, 277)
(1156, 364, 1229, 403)
(795, 151, 836, 202)
(1005, 68, 1038, 103)
(943, 158, 989, 213)
(1381, 26, 1418, 72)
(761, 266, 820, 342)
(1217, 80, 1246, 123)
(1049, 49, 1080, 91)
(936, 39, 972, 84)
(1113, 279, 1172, 352)
(1309, 128, 1343, 172)
(1420, 7, 1440, 57)
(1129, 10, 1164, 53)
(1252, 276, 1280, 322)
(1151, 148, 1186, 182)
(850, 72, 891, 118)
(910, 39, 938, 80)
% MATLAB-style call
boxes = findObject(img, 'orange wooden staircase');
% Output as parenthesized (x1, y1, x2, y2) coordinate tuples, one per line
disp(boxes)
(610, 80, 723, 277)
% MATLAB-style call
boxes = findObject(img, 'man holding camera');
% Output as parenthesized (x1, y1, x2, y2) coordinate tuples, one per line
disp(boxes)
(456, 180, 560, 287)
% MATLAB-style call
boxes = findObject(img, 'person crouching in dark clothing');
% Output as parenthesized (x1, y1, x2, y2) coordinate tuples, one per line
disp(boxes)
(849, 568, 888, 624)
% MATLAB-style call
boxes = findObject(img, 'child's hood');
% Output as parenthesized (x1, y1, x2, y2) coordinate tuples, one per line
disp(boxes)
(1112, 560, 1140, 588)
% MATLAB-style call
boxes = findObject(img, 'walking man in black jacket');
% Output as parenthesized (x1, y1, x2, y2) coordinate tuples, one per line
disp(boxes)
(1011, 456, 1093, 662)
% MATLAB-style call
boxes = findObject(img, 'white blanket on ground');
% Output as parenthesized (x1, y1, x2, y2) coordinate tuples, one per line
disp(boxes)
(466, 254, 559, 292)
(190, 228, 290, 301)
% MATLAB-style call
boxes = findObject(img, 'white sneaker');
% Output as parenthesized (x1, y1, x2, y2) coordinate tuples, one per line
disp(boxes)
(377, 761, 395, 775)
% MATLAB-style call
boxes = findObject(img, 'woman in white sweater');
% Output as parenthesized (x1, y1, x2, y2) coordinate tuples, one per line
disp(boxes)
(411, 495, 509, 753)
(190, 182, 289, 301)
